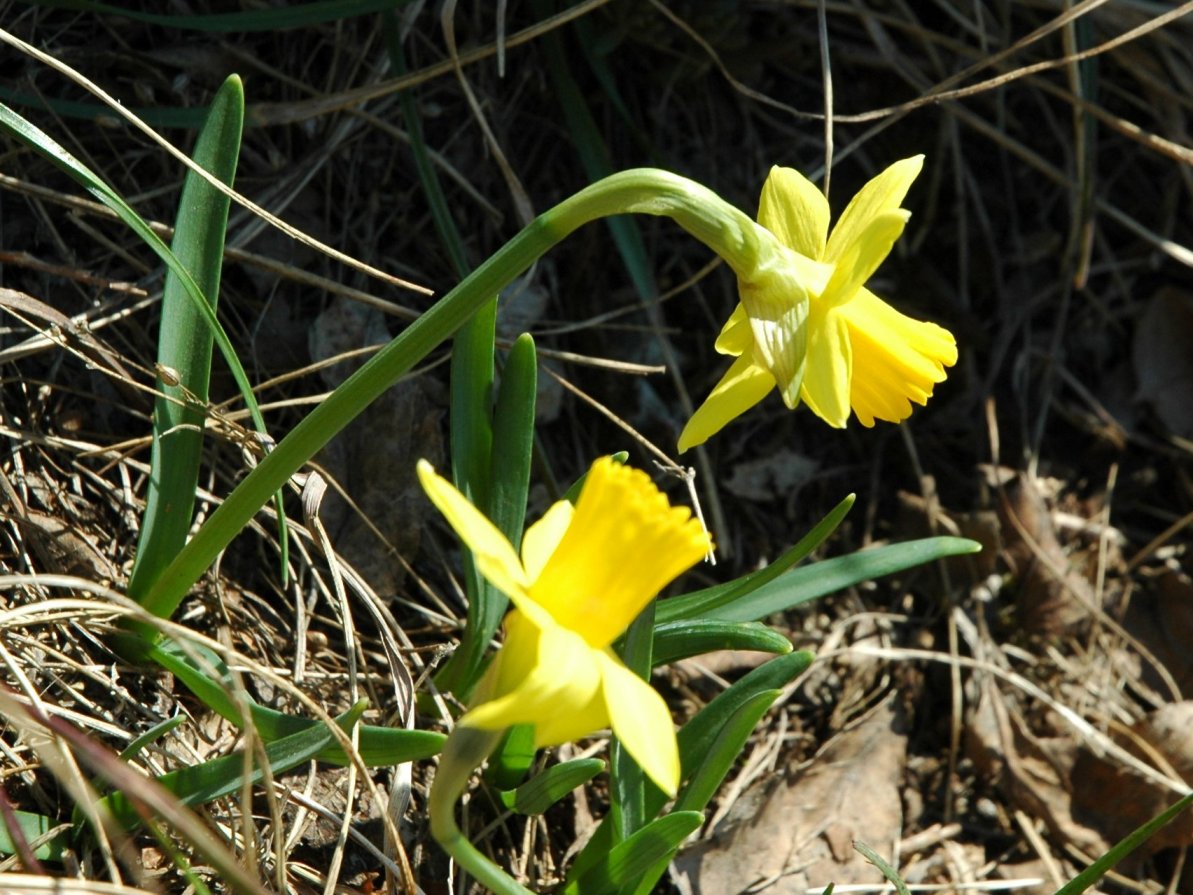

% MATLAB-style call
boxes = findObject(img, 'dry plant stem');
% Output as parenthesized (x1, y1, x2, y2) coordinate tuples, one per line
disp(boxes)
(137, 168, 771, 624)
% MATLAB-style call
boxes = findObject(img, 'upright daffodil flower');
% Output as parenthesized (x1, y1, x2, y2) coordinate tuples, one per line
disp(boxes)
(418, 457, 710, 796)
(679, 156, 958, 451)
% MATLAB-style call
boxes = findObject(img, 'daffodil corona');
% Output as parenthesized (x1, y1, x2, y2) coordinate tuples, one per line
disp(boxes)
(680, 156, 958, 451)
(418, 456, 710, 796)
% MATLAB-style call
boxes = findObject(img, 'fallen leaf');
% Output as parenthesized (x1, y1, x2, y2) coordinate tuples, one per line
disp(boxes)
(673, 698, 906, 894)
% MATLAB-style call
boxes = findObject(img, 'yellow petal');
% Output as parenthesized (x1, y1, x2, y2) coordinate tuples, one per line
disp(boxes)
(461, 609, 606, 746)
(841, 288, 957, 426)
(821, 210, 909, 309)
(417, 460, 532, 607)
(758, 165, 831, 259)
(737, 248, 810, 408)
(522, 500, 573, 581)
(714, 303, 751, 356)
(799, 303, 852, 428)
(597, 651, 680, 796)
(825, 156, 923, 265)
(678, 352, 775, 453)
(531, 458, 710, 647)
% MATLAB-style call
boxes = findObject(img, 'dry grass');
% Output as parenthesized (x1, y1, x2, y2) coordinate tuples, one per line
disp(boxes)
(1, 1, 1192, 893)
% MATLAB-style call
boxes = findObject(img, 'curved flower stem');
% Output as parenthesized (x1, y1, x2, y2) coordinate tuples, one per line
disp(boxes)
(135, 169, 773, 625)
(429, 726, 532, 895)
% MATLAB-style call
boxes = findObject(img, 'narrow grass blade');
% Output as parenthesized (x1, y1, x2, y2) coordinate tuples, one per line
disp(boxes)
(674, 690, 780, 816)
(625, 689, 783, 895)
(662, 536, 980, 624)
(610, 603, 656, 841)
(854, 841, 911, 895)
(128, 74, 243, 600)
(489, 334, 537, 550)
(118, 714, 187, 760)
(1052, 791, 1193, 895)
(484, 724, 537, 791)
(655, 493, 853, 624)
(499, 759, 605, 815)
(140, 636, 444, 766)
(651, 619, 792, 667)
(561, 811, 704, 895)
(0, 101, 283, 617)
(0, 809, 67, 862)
(98, 702, 368, 830)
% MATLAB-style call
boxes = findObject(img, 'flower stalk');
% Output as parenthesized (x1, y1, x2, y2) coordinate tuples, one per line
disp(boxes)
(136, 169, 785, 626)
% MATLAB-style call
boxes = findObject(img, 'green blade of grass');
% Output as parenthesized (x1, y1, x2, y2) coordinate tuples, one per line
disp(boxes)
(655, 493, 854, 624)
(651, 619, 792, 667)
(609, 602, 655, 841)
(1053, 791, 1193, 895)
(20, 0, 407, 32)
(0, 809, 68, 863)
(661, 536, 980, 624)
(0, 101, 286, 617)
(127, 74, 243, 600)
(561, 811, 704, 895)
(140, 636, 444, 766)
(97, 702, 368, 830)
(499, 758, 605, 815)
(625, 689, 783, 895)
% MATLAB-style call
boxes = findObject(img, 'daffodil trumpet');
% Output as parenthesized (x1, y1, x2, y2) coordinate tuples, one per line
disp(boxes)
(422, 457, 711, 891)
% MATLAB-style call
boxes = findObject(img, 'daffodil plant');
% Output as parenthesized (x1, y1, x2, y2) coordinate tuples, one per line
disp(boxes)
(421, 457, 712, 892)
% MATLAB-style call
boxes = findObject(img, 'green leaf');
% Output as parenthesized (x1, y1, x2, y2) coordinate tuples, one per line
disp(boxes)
(674, 689, 780, 815)
(139, 636, 444, 766)
(854, 841, 911, 895)
(128, 74, 245, 600)
(485, 724, 538, 792)
(562, 811, 704, 895)
(623, 689, 781, 895)
(0, 810, 68, 862)
(499, 759, 605, 815)
(490, 334, 537, 550)
(652, 620, 791, 667)
(1053, 791, 1193, 895)
(663, 536, 980, 624)
(656, 494, 853, 624)
(0, 101, 280, 623)
(119, 714, 188, 760)
(610, 603, 655, 841)
(97, 702, 368, 830)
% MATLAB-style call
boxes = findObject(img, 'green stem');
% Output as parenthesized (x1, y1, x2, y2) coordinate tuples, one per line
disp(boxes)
(429, 726, 533, 895)
(138, 168, 772, 623)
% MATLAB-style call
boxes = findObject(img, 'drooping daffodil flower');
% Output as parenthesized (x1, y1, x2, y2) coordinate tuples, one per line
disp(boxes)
(418, 456, 710, 796)
(679, 156, 958, 451)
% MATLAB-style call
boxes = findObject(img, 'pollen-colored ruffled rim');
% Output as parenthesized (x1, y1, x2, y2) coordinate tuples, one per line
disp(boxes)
(531, 457, 711, 646)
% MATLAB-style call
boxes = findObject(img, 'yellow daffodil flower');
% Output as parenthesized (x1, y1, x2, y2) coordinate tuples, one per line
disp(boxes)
(418, 457, 710, 796)
(679, 156, 958, 451)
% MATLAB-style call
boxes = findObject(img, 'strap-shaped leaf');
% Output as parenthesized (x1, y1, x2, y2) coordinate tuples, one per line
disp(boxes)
(128, 74, 244, 600)
(96, 702, 368, 830)
(652, 619, 791, 667)
(662, 536, 979, 624)
(656, 493, 853, 624)
(562, 811, 704, 895)
(499, 758, 605, 815)
(141, 636, 444, 765)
